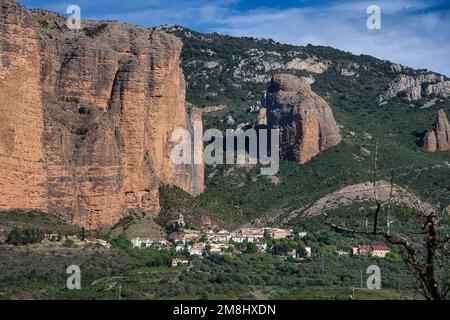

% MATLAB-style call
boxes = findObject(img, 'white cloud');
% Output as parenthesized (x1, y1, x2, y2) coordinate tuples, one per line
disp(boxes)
(211, 1, 450, 76)
(20, 0, 450, 75)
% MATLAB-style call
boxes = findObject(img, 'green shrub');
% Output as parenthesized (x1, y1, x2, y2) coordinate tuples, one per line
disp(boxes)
(110, 235, 132, 250)
(245, 242, 258, 254)
(7, 227, 44, 245)
(84, 24, 108, 37)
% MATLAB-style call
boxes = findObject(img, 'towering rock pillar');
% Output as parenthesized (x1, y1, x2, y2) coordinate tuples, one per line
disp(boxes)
(266, 74, 341, 164)
(421, 108, 450, 152)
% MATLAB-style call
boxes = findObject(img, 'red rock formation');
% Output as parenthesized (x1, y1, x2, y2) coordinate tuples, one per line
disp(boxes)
(435, 109, 450, 151)
(421, 109, 450, 152)
(422, 131, 437, 152)
(171, 107, 205, 196)
(0, 0, 47, 211)
(266, 74, 341, 164)
(0, 0, 204, 229)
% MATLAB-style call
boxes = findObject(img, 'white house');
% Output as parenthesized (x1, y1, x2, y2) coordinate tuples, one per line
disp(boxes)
(305, 246, 312, 257)
(189, 243, 205, 256)
(209, 230, 232, 243)
(176, 244, 187, 252)
(231, 236, 248, 243)
(131, 238, 142, 248)
(130, 237, 170, 249)
(286, 249, 298, 259)
(172, 258, 189, 267)
(131, 237, 153, 248)
(255, 242, 268, 252)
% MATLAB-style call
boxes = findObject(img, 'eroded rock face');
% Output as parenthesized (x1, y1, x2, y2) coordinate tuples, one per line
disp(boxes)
(376, 73, 447, 104)
(425, 81, 450, 99)
(0, 0, 204, 229)
(231, 51, 331, 83)
(0, 0, 47, 211)
(266, 74, 341, 164)
(422, 131, 437, 152)
(171, 107, 205, 197)
(421, 109, 450, 152)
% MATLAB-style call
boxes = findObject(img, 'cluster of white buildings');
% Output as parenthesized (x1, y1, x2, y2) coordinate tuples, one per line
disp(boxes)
(130, 237, 171, 249)
(207, 227, 295, 244)
(172, 227, 300, 256)
(128, 221, 392, 262)
(130, 226, 302, 257)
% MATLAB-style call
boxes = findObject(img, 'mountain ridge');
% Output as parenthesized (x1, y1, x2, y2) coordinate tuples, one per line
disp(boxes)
(154, 23, 450, 230)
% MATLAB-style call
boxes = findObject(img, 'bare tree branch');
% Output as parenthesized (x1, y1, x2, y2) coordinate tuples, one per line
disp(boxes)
(325, 143, 448, 300)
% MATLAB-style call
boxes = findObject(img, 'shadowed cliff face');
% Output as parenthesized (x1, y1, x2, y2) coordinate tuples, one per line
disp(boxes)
(0, 0, 204, 229)
(266, 74, 341, 164)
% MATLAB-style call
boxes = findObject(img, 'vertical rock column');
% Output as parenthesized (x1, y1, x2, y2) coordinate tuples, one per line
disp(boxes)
(266, 74, 341, 164)
(422, 108, 450, 152)
(0, 0, 47, 210)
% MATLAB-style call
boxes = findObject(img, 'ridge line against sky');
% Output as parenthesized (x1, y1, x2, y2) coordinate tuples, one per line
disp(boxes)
(18, 0, 450, 76)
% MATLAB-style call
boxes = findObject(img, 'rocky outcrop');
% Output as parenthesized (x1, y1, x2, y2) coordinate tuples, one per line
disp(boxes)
(422, 131, 438, 152)
(266, 74, 341, 164)
(425, 81, 450, 99)
(376, 73, 447, 104)
(389, 63, 402, 73)
(0, 0, 204, 229)
(285, 56, 330, 74)
(242, 179, 438, 227)
(257, 107, 268, 125)
(421, 109, 450, 152)
(302, 180, 436, 218)
(231, 50, 331, 83)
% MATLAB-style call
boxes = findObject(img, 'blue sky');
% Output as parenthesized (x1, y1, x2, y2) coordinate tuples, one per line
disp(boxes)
(19, 0, 450, 76)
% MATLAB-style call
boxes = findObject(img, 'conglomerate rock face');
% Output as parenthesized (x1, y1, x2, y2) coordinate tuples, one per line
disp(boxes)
(0, 0, 48, 211)
(421, 109, 450, 152)
(0, 0, 204, 229)
(266, 74, 342, 164)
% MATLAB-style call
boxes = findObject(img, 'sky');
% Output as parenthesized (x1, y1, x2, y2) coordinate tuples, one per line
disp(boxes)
(19, 0, 450, 76)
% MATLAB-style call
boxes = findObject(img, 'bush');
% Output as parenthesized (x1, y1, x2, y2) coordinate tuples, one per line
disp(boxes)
(110, 235, 132, 250)
(7, 227, 44, 245)
(385, 251, 403, 262)
(245, 242, 258, 254)
(84, 24, 108, 37)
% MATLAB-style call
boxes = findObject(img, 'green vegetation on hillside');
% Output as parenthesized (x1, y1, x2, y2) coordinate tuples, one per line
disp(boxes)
(0, 245, 418, 300)
(152, 26, 450, 231)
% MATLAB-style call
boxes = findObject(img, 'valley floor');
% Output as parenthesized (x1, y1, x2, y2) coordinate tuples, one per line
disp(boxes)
(0, 244, 419, 300)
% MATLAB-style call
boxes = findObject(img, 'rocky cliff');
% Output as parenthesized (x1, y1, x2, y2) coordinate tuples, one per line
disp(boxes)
(421, 109, 450, 152)
(0, 0, 203, 229)
(266, 74, 342, 164)
(376, 73, 450, 106)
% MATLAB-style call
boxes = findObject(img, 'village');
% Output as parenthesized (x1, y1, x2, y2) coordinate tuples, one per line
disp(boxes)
(130, 214, 391, 267)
